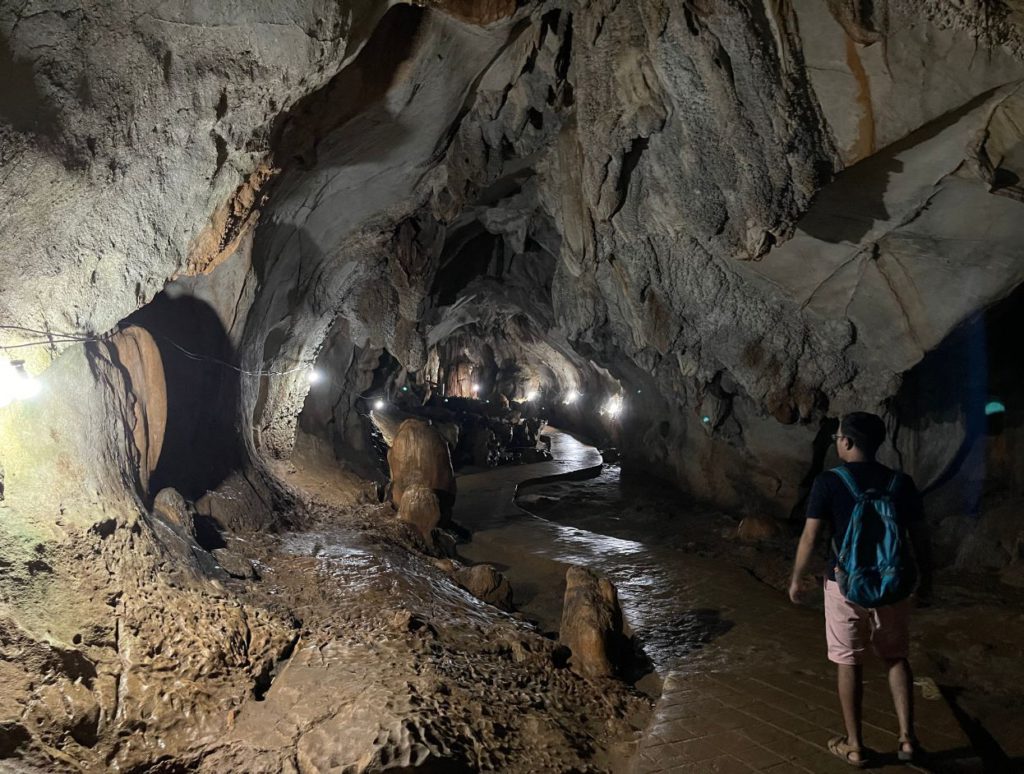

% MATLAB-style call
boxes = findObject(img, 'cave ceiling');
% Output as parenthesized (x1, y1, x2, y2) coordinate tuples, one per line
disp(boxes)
(2, 0, 1024, 507)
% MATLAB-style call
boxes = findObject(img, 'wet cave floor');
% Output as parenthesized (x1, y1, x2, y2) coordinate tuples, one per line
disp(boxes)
(207, 429, 1024, 772)
(453, 430, 1024, 773)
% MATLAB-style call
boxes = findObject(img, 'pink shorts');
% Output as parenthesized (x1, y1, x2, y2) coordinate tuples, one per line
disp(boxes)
(824, 580, 910, 665)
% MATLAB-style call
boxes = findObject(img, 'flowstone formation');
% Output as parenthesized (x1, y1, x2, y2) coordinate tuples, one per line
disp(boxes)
(3, 0, 1024, 770)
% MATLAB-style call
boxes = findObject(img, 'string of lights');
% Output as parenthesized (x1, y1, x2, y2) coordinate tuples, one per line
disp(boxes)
(0, 323, 312, 377)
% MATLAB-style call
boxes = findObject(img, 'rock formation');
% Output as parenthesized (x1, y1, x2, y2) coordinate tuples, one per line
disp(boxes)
(559, 565, 626, 679)
(397, 484, 442, 540)
(736, 515, 781, 544)
(3, 0, 1024, 768)
(455, 563, 514, 611)
(387, 418, 456, 512)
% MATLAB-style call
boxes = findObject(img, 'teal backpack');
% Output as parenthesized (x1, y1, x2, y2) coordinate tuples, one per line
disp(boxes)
(830, 466, 917, 608)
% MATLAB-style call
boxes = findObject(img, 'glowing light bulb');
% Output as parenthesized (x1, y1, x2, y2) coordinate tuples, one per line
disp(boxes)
(526, 390, 538, 401)
(308, 369, 322, 385)
(472, 383, 480, 393)
(374, 400, 385, 410)
(564, 390, 580, 404)
(601, 395, 623, 419)
(0, 360, 40, 408)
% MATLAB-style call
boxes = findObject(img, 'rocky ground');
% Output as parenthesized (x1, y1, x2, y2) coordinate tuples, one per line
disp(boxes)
(200, 499, 651, 772)
(0, 455, 651, 772)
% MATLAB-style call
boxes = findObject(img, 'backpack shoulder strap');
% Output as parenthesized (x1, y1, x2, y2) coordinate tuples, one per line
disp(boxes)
(830, 466, 861, 499)
(886, 472, 901, 495)
(829, 466, 862, 565)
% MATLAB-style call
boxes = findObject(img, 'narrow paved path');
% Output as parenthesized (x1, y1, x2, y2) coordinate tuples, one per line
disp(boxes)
(455, 429, 979, 774)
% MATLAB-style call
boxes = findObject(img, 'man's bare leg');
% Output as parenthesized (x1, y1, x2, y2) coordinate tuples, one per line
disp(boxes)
(837, 663, 865, 762)
(886, 658, 916, 753)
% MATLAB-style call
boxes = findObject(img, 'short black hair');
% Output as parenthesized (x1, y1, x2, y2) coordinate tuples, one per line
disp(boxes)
(840, 412, 887, 458)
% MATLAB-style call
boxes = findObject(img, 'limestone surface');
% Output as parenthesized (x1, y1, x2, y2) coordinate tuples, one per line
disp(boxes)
(559, 565, 626, 679)
(4, 0, 1024, 769)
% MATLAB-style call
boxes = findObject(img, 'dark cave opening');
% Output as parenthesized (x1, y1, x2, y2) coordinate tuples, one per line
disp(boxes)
(124, 291, 242, 501)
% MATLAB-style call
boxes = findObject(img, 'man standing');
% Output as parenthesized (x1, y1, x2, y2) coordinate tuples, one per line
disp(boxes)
(789, 412, 933, 768)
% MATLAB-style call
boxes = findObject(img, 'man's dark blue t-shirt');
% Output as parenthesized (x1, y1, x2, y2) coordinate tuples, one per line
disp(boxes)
(806, 461, 924, 581)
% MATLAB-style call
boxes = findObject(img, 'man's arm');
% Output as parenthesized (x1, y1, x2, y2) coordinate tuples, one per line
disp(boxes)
(789, 517, 824, 604)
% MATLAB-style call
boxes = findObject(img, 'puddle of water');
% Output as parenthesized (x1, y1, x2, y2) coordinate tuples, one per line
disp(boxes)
(279, 528, 511, 630)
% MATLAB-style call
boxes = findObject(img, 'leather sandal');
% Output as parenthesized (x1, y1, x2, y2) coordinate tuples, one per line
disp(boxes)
(828, 735, 868, 768)
(898, 734, 921, 762)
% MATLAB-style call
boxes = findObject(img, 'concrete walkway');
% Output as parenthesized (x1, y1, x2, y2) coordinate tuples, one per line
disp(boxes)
(635, 669, 973, 774)
(454, 430, 981, 773)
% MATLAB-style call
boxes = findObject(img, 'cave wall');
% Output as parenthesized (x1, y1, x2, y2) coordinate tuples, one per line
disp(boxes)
(188, 1, 1024, 518)
(4, 4, 1024, 764)
(3, 0, 1024, 525)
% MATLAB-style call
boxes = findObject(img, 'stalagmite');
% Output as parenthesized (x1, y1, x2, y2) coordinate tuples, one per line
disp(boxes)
(387, 418, 456, 514)
(559, 566, 626, 679)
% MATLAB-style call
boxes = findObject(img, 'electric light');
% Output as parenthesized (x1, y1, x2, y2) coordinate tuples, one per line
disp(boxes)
(526, 390, 538, 401)
(564, 390, 580, 404)
(601, 395, 623, 419)
(472, 383, 480, 393)
(0, 360, 40, 408)
(308, 369, 322, 385)
(374, 400, 385, 410)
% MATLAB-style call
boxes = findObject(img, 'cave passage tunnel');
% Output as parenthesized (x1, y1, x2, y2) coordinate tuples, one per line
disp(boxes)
(2, 2, 1024, 771)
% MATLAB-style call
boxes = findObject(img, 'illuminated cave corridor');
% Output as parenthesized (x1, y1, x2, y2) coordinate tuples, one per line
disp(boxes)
(2, 2, 1024, 771)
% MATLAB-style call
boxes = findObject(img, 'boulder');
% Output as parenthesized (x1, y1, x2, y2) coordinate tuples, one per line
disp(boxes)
(559, 566, 625, 679)
(397, 485, 441, 541)
(736, 515, 780, 543)
(456, 564, 513, 611)
(152, 488, 193, 534)
(387, 419, 456, 513)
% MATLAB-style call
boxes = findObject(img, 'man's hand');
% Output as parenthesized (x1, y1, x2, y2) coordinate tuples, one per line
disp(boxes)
(788, 576, 805, 604)
(790, 518, 823, 605)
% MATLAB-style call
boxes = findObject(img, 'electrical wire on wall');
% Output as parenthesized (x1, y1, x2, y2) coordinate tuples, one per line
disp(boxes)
(0, 323, 313, 377)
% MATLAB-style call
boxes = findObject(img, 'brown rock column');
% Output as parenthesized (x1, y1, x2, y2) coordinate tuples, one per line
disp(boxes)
(387, 418, 456, 518)
(559, 566, 625, 679)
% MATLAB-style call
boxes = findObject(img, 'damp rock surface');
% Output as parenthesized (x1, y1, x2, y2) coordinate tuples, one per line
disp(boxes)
(560, 565, 626, 679)
(4, 1, 1024, 513)
(455, 563, 514, 612)
(3, 2, 1024, 771)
